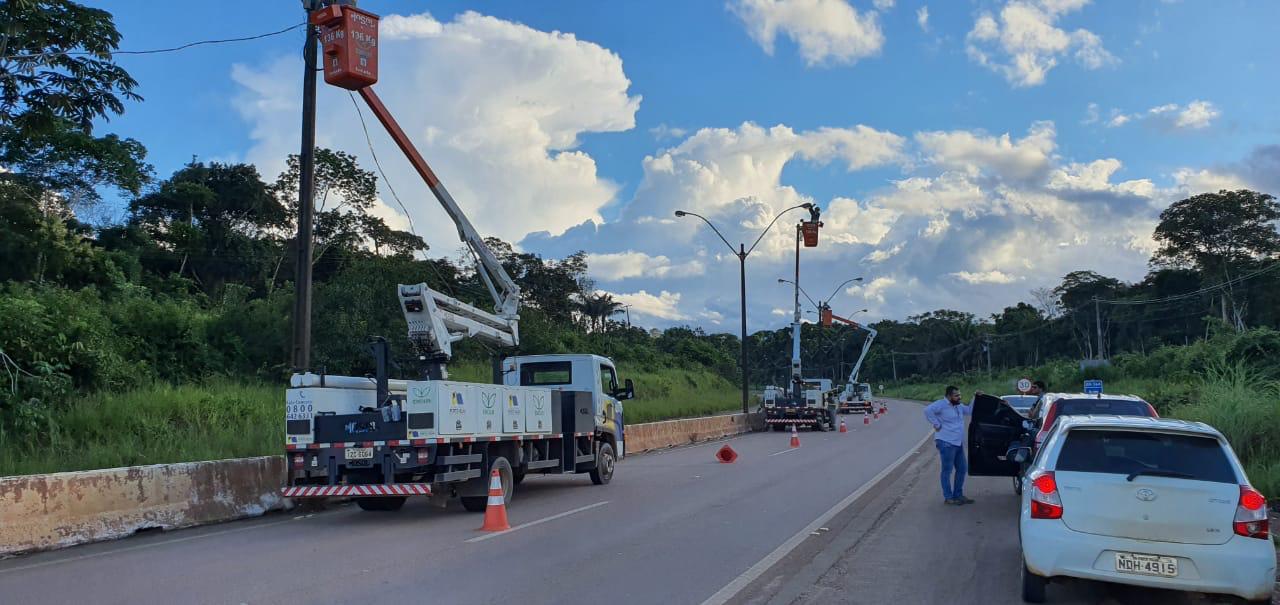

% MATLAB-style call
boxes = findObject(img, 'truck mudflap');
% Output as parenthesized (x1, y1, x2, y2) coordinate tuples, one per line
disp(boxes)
(283, 484, 432, 498)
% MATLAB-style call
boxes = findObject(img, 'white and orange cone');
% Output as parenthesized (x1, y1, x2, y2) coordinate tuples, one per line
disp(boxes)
(863, 411, 870, 425)
(790, 424, 800, 448)
(479, 469, 510, 532)
(839, 418, 848, 433)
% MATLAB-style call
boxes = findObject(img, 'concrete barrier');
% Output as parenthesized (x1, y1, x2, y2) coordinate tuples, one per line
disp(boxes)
(0, 456, 285, 556)
(0, 412, 766, 556)
(625, 412, 764, 454)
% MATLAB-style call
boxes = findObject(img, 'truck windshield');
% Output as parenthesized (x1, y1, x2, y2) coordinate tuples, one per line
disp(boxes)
(519, 361, 573, 386)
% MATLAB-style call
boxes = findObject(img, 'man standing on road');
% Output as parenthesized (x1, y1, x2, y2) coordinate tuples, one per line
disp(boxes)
(924, 386, 975, 505)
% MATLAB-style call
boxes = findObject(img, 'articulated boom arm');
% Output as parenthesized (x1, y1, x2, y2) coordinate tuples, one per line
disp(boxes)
(355, 87, 521, 363)
(820, 306, 877, 396)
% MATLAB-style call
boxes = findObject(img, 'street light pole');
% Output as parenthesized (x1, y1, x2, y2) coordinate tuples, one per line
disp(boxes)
(739, 243, 748, 414)
(674, 204, 812, 414)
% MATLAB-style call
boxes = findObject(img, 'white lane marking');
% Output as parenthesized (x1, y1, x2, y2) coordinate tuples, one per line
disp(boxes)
(465, 501, 610, 544)
(0, 514, 319, 575)
(768, 447, 800, 457)
(700, 430, 933, 605)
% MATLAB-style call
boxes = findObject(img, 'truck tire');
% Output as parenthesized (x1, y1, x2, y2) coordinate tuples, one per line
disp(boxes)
(590, 442, 615, 485)
(461, 456, 513, 513)
(356, 497, 406, 512)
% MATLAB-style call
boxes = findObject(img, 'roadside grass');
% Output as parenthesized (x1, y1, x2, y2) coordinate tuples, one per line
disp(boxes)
(0, 362, 741, 476)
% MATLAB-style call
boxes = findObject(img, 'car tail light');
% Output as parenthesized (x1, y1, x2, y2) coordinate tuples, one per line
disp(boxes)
(292, 454, 305, 470)
(1234, 485, 1269, 539)
(1029, 471, 1063, 519)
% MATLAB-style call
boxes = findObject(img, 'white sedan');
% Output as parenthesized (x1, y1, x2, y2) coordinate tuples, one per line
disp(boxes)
(967, 407, 1275, 602)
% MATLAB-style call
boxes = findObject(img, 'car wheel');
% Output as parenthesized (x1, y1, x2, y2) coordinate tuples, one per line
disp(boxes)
(1021, 561, 1047, 603)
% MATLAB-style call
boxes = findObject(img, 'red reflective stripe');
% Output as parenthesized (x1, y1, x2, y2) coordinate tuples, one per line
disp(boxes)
(411, 439, 427, 445)
(361, 441, 375, 448)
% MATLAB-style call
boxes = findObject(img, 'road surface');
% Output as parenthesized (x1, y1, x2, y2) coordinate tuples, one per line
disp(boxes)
(0, 402, 927, 605)
(729, 438, 1280, 605)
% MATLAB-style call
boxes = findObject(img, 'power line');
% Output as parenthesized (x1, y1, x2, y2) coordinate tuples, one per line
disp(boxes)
(0, 23, 307, 62)
(1101, 260, 1280, 306)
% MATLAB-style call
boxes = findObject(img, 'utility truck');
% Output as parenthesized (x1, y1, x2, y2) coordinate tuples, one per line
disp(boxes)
(282, 4, 632, 513)
(819, 305, 877, 415)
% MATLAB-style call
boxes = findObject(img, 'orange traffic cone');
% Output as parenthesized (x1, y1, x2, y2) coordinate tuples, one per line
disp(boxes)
(479, 469, 510, 532)
(863, 411, 870, 425)
(880, 403, 887, 415)
(839, 419, 848, 433)
(716, 444, 738, 463)
(789, 424, 800, 448)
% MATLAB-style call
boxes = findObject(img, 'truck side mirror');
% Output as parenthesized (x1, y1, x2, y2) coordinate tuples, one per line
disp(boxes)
(619, 378, 635, 401)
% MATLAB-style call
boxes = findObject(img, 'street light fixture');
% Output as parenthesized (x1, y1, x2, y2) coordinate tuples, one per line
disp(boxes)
(674, 203, 814, 414)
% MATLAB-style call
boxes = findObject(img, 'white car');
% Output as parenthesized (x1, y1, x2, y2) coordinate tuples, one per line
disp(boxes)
(975, 414, 1275, 603)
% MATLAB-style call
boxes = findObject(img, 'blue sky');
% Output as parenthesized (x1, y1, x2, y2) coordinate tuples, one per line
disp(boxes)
(89, 0, 1280, 331)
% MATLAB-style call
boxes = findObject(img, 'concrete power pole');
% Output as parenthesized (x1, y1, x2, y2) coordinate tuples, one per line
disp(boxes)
(1094, 296, 1103, 360)
(291, 1, 320, 371)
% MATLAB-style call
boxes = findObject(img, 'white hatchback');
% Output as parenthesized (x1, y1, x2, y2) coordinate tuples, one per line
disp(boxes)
(970, 409, 1275, 602)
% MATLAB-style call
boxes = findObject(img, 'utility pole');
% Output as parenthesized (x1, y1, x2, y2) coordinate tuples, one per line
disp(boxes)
(738, 243, 749, 414)
(984, 336, 992, 375)
(790, 223, 802, 400)
(891, 351, 898, 382)
(292, 1, 320, 371)
(1094, 295, 1103, 360)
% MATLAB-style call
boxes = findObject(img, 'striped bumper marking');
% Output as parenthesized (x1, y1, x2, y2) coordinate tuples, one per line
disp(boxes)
(282, 484, 432, 498)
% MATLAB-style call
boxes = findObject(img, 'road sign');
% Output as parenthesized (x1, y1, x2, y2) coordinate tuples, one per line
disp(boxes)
(1016, 378, 1032, 394)
(1083, 379, 1104, 395)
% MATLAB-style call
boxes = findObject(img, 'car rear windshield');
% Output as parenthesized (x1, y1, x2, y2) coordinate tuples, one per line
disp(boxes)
(1055, 429, 1237, 484)
(519, 361, 572, 386)
(1055, 398, 1152, 417)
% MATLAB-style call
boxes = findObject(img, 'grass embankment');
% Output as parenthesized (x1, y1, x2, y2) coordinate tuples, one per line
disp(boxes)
(0, 362, 739, 476)
(883, 365, 1280, 501)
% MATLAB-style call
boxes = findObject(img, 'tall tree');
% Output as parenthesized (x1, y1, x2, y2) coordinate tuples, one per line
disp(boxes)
(0, 0, 150, 208)
(1153, 189, 1280, 329)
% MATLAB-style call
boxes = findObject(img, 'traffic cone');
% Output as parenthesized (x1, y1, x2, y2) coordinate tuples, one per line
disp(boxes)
(716, 444, 738, 463)
(790, 424, 800, 448)
(839, 419, 848, 433)
(863, 411, 870, 425)
(880, 403, 887, 415)
(480, 469, 510, 532)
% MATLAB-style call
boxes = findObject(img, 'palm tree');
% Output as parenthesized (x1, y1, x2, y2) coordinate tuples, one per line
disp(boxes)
(577, 293, 625, 332)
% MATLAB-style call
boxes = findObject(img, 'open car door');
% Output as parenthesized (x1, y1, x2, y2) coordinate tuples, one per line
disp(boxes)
(967, 393, 1026, 476)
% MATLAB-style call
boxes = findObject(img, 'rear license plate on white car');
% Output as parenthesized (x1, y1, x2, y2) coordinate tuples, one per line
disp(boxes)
(1115, 552, 1177, 577)
(345, 447, 374, 460)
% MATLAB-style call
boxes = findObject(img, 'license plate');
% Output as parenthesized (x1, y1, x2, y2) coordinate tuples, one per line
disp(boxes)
(345, 447, 374, 460)
(1114, 552, 1177, 577)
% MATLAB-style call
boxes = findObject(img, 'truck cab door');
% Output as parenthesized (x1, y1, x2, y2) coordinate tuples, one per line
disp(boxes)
(967, 393, 1026, 476)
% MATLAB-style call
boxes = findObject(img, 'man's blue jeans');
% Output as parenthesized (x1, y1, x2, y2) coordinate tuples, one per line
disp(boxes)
(935, 439, 967, 500)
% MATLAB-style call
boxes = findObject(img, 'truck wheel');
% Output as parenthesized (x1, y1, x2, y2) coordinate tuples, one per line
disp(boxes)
(356, 497, 406, 512)
(590, 442, 615, 485)
(461, 456, 513, 513)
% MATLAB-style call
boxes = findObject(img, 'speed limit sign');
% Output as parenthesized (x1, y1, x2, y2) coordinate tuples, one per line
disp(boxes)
(1016, 378, 1032, 394)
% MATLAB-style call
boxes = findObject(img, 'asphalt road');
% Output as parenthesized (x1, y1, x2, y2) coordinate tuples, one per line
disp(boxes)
(0, 401, 928, 605)
(730, 438, 1280, 605)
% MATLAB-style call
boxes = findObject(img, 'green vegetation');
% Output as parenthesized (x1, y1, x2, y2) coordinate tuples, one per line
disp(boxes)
(883, 329, 1280, 499)
(0, 363, 738, 476)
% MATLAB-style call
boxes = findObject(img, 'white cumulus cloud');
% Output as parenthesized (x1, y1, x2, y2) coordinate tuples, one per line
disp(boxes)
(729, 0, 885, 66)
(231, 11, 640, 246)
(586, 251, 705, 281)
(916, 6, 930, 31)
(951, 270, 1018, 284)
(1105, 100, 1220, 131)
(607, 290, 688, 321)
(965, 0, 1115, 87)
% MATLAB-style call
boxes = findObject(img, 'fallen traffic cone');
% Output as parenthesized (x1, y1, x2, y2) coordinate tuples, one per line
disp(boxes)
(480, 469, 510, 532)
(839, 419, 848, 433)
(716, 444, 738, 463)
(790, 424, 800, 448)
(863, 411, 870, 425)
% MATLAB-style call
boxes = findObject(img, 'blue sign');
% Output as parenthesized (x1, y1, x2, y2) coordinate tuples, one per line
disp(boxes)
(1083, 379, 1104, 394)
